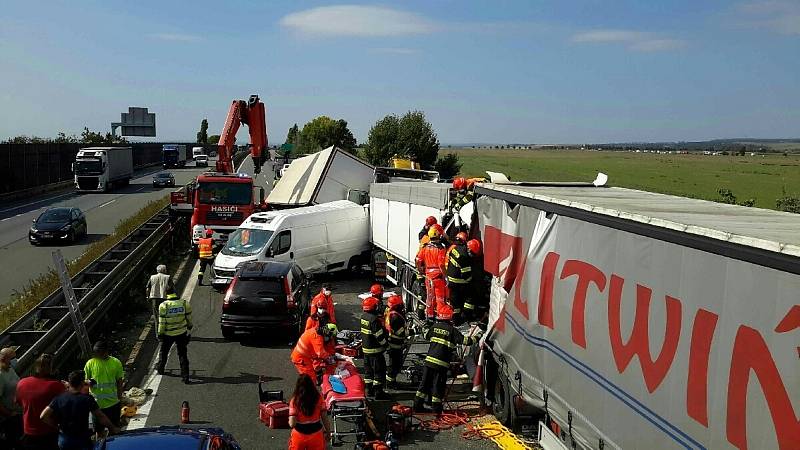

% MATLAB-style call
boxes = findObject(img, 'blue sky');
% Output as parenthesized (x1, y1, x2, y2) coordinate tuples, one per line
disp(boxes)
(1, 1, 798, 144)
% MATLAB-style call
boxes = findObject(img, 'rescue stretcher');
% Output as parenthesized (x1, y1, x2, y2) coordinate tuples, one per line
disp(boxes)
(321, 361, 367, 446)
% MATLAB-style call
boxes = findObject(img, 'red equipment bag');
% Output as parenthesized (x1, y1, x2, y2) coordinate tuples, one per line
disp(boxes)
(335, 343, 359, 358)
(259, 400, 290, 429)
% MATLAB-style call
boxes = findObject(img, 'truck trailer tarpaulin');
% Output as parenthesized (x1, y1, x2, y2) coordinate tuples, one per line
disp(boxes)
(475, 183, 799, 450)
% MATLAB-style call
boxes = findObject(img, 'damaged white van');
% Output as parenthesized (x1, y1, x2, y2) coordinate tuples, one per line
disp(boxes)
(212, 200, 371, 286)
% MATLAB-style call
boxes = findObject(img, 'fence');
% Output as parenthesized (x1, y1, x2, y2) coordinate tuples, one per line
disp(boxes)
(0, 142, 198, 194)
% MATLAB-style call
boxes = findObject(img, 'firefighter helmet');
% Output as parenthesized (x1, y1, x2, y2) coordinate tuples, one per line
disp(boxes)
(455, 231, 468, 243)
(425, 216, 437, 227)
(428, 224, 445, 239)
(387, 294, 403, 311)
(205, 229, 214, 237)
(313, 297, 327, 313)
(437, 303, 454, 321)
(467, 239, 482, 255)
(362, 296, 379, 312)
(370, 283, 384, 297)
(466, 178, 477, 189)
(452, 177, 466, 190)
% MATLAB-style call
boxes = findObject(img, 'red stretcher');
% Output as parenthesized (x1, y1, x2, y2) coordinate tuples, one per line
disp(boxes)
(321, 361, 367, 445)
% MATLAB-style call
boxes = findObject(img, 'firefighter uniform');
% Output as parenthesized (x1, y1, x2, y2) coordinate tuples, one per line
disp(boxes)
(414, 306, 478, 414)
(360, 303, 388, 398)
(464, 239, 485, 321)
(384, 299, 407, 387)
(415, 241, 447, 321)
(310, 290, 336, 324)
(157, 293, 192, 383)
(445, 242, 472, 324)
(448, 188, 474, 214)
(197, 236, 214, 284)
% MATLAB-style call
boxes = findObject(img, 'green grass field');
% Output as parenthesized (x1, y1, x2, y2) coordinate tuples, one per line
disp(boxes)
(448, 149, 800, 210)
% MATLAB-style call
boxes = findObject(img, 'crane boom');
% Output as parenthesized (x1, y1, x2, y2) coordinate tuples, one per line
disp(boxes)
(217, 95, 267, 174)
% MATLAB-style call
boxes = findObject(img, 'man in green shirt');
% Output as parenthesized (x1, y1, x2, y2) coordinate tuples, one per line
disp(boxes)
(83, 341, 123, 438)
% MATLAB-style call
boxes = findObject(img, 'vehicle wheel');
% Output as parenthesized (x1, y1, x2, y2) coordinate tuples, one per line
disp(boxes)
(68, 230, 76, 244)
(347, 256, 360, 274)
(82, 227, 88, 239)
(221, 326, 235, 340)
(492, 367, 512, 425)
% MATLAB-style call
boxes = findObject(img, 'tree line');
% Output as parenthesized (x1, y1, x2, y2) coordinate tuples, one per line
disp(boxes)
(2, 128, 128, 145)
(272, 110, 462, 179)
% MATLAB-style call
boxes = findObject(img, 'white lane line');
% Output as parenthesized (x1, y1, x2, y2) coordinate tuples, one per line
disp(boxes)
(126, 260, 201, 430)
(98, 199, 116, 208)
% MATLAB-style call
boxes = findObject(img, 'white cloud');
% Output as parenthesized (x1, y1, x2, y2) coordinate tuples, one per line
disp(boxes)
(571, 29, 648, 43)
(279, 5, 437, 37)
(148, 33, 202, 42)
(737, 1, 800, 35)
(371, 47, 419, 55)
(630, 39, 687, 52)
(571, 29, 686, 52)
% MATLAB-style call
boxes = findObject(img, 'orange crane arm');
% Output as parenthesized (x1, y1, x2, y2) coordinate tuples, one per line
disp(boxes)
(216, 95, 268, 174)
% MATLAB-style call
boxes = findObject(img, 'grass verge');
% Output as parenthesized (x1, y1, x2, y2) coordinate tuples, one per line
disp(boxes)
(0, 195, 170, 331)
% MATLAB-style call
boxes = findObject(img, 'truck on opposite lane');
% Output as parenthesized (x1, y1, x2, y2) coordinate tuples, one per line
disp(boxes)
(73, 146, 133, 192)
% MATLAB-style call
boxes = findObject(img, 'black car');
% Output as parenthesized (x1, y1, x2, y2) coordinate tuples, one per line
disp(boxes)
(29, 207, 87, 245)
(220, 261, 310, 339)
(152, 172, 175, 187)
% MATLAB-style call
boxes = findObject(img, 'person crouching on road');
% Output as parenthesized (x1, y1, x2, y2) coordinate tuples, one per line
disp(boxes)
(360, 295, 389, 400)
(156, 288, 192, 384)
(197, 229, 215, 285)
(288, 373, 331, 450)
(384, 294, 407, 389)
(292, 323, 344, 385)
(83, 341, 123, 440)
(414, 304, 482, 415)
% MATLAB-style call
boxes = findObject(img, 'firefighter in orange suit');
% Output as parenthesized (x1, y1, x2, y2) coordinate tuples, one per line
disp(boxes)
(415, 225, 448, 323)
(305, 296, 331, 331)
(291, 323, 340, 384)
(197, 229, 215, 285)
(310, 283, 336, 324)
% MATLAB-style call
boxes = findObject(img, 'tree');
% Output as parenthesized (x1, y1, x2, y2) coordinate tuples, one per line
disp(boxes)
(197, 119, 209, 144)
(397, 111, 439, 169)
(208, 135, 220, 145)
(776, 187, 800, 213)
(286, 123, 299, 145)
(434, 153, 462, 179)
(80, 127, 127, 144)
(363, 110, 440, 168)
(298, 116, 357, 154)
(363, 114, 401, 166)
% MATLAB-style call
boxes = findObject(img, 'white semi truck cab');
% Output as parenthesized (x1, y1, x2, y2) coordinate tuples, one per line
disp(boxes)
(73, 147, 134, 192)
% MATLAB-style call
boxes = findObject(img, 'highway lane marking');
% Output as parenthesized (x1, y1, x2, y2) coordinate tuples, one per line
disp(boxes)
(98, 199, 116, 208)
(126, 260, 200, 430)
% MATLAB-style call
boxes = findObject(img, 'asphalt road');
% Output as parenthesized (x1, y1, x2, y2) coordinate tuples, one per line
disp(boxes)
(142, 267, 494, 449)
(0, 161, 210, 305)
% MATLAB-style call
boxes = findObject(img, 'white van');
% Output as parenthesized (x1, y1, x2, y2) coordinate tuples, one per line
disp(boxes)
(212, 200, 370, 286)
(192, 147, 205, 159)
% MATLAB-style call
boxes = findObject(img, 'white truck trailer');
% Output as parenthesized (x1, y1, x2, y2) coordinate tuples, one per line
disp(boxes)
(369, 180, 474, 308)
(267, 146, 374, 209)
(73, 146, 134, 192)
(473, 182, 800, 450)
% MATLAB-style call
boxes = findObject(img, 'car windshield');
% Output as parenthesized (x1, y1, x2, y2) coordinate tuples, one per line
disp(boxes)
(222, 229, 273, 256)
(197, 182, 251, 205)
(74, 159, 102, 174)
(155, 173, 172, 179)
(39, 210, 71, 223)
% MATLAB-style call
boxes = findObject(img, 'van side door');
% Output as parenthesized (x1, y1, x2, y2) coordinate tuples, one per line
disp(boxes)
(267, 230, 292, 261)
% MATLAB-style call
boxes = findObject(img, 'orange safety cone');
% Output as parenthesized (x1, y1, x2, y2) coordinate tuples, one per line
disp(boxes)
(472, 346, 485, 394)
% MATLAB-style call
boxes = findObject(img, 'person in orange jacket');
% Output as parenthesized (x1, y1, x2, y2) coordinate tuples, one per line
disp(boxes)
(196, 229, 215, 285)
(415, 225, 448, 323)
(305, 297, 331, 331)
(291, 323, 339, 383)
(310, 283, 336, 324)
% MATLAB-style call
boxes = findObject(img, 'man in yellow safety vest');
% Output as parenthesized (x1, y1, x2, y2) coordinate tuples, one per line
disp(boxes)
(157, 288, 193, 384)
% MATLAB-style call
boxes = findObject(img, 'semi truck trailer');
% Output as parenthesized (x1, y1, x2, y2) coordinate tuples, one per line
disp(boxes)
(162, 144, 188, 168)
(73, 147, 133, 192)
(473, 182, 800, 450)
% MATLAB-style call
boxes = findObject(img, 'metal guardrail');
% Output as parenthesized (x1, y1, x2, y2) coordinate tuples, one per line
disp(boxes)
(0, 207, 172, 374)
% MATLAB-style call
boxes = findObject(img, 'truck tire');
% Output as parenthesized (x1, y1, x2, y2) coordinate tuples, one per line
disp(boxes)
(492, 370, 512, 425)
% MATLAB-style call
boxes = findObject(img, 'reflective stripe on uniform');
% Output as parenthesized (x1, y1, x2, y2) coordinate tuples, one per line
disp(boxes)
(447, 276, 471, 284)
(464, 303, 475, 310)
(430, 337, 456, 348)
(416, 391, 427, 399)
(425, 355, 449, 368)
(362, 346, 385, 354)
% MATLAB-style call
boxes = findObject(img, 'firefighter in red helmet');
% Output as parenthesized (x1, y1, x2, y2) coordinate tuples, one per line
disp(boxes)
(361, 287, 389, 399)
(463, 239, 485, 321)
(445, 231, 472, 325)
(384, 294, 407, 388)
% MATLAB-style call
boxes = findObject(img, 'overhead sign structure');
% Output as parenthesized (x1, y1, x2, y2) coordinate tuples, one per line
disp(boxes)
(111, 107, 156, 137)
